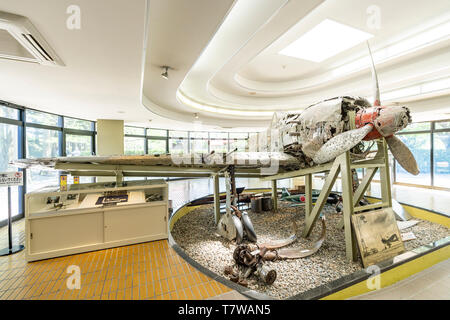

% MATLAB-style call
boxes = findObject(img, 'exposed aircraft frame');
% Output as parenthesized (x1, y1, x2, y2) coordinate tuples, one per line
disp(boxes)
(34, 138, 391, 262)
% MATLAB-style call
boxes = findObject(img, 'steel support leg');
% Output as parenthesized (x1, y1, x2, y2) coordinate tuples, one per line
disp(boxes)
(305, 173, 312, 219)
(379, 139, 392, 208)
(213, 174, 220, 225)
(302, 158, 340, 238)
(339, 151, 358, 261)
(272, 180, 278, 212)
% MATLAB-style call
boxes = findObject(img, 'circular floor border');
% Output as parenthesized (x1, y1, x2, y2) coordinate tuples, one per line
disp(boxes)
(168, 189, 450, 300)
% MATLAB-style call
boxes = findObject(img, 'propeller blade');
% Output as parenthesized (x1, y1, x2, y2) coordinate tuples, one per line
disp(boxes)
(367, 41, 381, 106)
(312, 125, 373, 164)
(386, 135, 420, 175)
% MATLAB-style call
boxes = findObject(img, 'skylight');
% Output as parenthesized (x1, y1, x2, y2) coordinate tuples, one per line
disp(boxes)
(279, 19, 374, 62)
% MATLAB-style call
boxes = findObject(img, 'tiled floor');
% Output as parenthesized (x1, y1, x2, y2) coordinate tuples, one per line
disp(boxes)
(0, 219, 231, 300)
(0, 178, 449, 300)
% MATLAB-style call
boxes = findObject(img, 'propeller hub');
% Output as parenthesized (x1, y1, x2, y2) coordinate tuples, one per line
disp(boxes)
(355, 106, 411, 140)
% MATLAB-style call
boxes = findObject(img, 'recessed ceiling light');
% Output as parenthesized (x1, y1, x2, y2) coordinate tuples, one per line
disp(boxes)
(279, 19, 374, 63)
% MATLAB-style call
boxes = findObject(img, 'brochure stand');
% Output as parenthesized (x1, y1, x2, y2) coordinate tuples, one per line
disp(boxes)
(0, 172, 25, 256)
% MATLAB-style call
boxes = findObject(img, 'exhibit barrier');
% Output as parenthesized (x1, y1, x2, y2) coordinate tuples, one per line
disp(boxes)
(168, 188, 450, 300)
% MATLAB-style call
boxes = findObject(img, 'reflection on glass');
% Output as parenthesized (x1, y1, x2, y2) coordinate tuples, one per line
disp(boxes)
(435, 121, 450, 130)
(396, 133, 431, 185)
(125, 126, 145, 136)
(26, 127, 59, 158)
(0, 123, 20, 219)
(26, 109, 59, 126)
(0, 105, 19, 120)
(26, 127, 59, 192)
(229, 133, 248, 139)
(169, 131, 188, 138)
(64, 117, 93, 131)
(27, 169, 59, 193)
(190, 139, 208, 153)
(210, 139, 228, 153)
(433, 132, 450, 188)
(229, 139, 247, 152)
(66, 134, 92, 156)
(124, 137, 145, 155)
(169, 138, 188, 154)
(148, 139, 166, 155)
(210, 132, 228, 139)
(399, 122, 430, 133)
(147, 129, 167, 137)
(190, 132, 208, 139)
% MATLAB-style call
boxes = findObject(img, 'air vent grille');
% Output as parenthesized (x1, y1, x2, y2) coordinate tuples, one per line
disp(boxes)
(0, 10, 63, 66)
(21, 33, 54, 62)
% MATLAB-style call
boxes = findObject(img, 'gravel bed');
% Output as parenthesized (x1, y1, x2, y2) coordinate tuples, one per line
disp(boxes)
(171, 201, 449, 299)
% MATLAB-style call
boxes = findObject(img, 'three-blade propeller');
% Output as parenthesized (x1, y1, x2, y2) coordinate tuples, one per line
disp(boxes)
(312, 43, 420, 176)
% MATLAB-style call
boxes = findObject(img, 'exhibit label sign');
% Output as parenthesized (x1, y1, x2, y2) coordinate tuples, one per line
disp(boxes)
(0, 172, 23, 187)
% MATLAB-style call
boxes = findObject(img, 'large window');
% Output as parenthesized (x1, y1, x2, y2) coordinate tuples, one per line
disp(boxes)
(64, 117, 94, 131)
(66, 134, 93, 156)
(433, 131, 450, 188)
(395, 133, 431, 185)
(394, 120, 450, 188)
(190, 131, 208, 153)
(0, 123, 20, 220)
(124, 137, 146, 155)
(26, 127, 60, 192)
(26, 109, 60, 126)
(148, 139, 166, 155)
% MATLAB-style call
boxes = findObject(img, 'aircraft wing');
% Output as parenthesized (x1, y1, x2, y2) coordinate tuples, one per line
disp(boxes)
(13, 152, 303, 172)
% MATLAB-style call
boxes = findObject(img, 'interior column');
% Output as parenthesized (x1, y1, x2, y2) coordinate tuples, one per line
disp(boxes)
(96, 119, 124, 182)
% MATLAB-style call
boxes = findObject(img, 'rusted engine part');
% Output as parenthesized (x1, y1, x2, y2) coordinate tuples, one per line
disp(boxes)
(217, 205, 257, 244)
(232, 245, 277, 285)
(261, 217, 326, 260)
(224, 266, 248, 287)
(218, 168, 243, 242)
(231, 205, 257, 243)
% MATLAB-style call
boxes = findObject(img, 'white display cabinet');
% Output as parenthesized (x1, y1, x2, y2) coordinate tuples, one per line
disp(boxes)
(25, 179, 168, 262)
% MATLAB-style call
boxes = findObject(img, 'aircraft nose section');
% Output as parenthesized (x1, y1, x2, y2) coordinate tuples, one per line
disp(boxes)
(374, 106, 411, 137)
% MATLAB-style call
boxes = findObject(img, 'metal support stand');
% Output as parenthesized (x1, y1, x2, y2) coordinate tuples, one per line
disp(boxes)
(0, 187, 25, 256)
(213, 174, 220, 225)
(225, 171, 231, 216)
(115, 170, 123, 187)
(305, 173, 312, 219)
(271, 180, 278, 212)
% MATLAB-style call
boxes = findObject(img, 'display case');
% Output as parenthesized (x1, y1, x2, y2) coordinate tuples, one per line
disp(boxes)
(25, 179, 168, 262)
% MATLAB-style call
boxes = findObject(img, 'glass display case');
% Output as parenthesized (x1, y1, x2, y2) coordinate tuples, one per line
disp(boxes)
(25, 180, 168, 262)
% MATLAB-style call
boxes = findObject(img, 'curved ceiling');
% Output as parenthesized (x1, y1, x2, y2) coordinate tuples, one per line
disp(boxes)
(0, 0, 449, 132)
(142, 0, 450, 127)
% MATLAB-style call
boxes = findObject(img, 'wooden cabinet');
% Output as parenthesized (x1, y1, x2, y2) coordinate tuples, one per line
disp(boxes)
(25, 180, 168, 262)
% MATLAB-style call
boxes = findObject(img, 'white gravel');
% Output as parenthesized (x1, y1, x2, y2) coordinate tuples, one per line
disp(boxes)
(171, 201, 449, 299)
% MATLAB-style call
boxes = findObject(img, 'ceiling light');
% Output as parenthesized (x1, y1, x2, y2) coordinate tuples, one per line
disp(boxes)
(279, 19, 374, 62)
(161, 66, 169, 79)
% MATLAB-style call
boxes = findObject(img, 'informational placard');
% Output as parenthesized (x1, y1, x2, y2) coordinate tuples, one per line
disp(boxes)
(60, 174, 68, 191)
(73, 176, 80, 184)
(0, 172, 23, 187)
